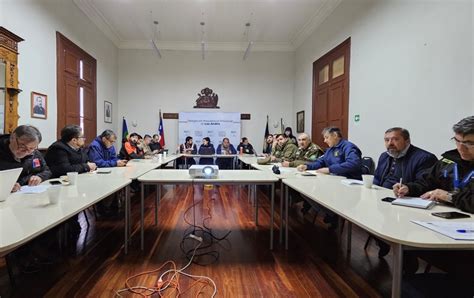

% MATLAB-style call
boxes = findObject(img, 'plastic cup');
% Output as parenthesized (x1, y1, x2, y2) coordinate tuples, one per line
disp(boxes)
(67, 172, 78, 185)
(48, 186, 61, 204)
(362, 175, 374, 188)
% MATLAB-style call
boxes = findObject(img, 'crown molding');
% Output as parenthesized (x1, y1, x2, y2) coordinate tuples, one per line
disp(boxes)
(290, 0, 342, 49)
(119, 40, 295, 52)
(73, 0, 122, 47)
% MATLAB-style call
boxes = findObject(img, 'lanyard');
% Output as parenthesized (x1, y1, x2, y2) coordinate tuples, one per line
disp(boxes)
(453, 163, 474, 190)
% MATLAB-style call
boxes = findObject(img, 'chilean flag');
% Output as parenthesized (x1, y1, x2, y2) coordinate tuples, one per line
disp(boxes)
(159, 110, 165, 147)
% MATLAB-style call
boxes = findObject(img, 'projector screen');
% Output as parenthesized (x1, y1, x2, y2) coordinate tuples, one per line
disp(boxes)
(178, 112, 241, 149)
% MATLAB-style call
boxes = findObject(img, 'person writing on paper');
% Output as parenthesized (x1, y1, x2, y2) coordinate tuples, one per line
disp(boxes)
(45, 125, 97, 177)
(88, 129, 127, 168)
(394, 116, 474, 213)
(297, 127, 362, 179)
(372, 127, 437, 257)
(0, 125, 51, 192)
(216, 137, 237, 169)
(281, 133, 324, 168)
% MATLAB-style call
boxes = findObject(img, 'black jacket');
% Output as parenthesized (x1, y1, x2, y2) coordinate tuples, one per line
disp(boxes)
(237, 143, 254, 154)
(406, 149, 474, 213)
(45, 140, 91, 178)
(0, 134, 51, 185)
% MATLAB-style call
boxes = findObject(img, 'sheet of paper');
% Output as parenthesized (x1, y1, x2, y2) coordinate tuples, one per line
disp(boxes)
(412, 220, 474, 241)
(17, 185, 50, 194)
(392, 197, 435, 209)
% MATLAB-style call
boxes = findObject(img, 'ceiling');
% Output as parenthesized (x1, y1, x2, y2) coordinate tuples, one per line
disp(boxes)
(74, 0, 341, 52)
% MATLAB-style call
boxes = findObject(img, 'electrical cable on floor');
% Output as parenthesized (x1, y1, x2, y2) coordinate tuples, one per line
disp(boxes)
(115, 239, 217, 297)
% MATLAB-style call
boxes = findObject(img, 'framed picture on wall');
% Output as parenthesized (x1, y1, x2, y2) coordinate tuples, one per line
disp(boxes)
(31, 92, 47, 119)
(104, 101, 112, 123)
(296, 110, 304, 133)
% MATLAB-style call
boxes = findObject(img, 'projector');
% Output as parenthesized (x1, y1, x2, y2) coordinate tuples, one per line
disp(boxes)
(189, 165, 219, 178)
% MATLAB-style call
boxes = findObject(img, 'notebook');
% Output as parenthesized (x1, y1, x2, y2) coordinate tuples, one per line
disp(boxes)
(392, 197, 435, 209)
(0, 168, 23, 201)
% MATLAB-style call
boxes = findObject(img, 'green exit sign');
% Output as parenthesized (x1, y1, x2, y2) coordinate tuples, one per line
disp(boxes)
(354, 114, 360, 122)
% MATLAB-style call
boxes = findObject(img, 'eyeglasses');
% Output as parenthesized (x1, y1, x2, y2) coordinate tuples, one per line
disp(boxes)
(15, 137, 38, 153)
(451, 137, 474, 148)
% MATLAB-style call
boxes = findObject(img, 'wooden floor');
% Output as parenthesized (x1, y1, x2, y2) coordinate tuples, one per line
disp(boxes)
(1, 185, 401, 297)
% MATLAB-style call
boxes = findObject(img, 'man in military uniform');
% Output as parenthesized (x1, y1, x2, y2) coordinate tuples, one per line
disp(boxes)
(258, 134, 297, 164)
(281, 133, 324, 168)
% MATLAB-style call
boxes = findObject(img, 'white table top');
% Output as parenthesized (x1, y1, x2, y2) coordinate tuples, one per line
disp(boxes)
(0, 173, 130, 254)
(238, 155, 259, 165)
(283, 177, 474, 248)
(138, 169, 278, 183)
(251, 163, 317, 180)
(182, 154, 238, 158)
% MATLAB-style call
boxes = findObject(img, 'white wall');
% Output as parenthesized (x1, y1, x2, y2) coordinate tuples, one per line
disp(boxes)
(118, 50, 295, 153)
(2, 0, 118, 146)
(294, 0, 473, 159)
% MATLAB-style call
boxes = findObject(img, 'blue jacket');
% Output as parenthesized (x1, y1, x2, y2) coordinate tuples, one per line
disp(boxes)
(374, 145, 437, 189)
(88, 136, 119, 167)
(216, 144, 237, 155)
(306, 139, 362, 179)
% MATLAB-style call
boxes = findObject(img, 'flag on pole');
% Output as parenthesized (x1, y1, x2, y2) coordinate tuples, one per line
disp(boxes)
(263, 115, 270, 149)
(122, 117, 129, 143)
(159, 110, 165, 147)
(280, 118, 284, 134)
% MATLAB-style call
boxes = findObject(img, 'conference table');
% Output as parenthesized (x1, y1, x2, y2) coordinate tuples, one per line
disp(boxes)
(138, 170, 278, 250)
(282, 175, 474, 298)
(0, 172, 131, 256)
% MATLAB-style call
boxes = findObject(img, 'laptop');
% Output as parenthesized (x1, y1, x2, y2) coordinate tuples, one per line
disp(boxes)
(0, 167, 23, 202)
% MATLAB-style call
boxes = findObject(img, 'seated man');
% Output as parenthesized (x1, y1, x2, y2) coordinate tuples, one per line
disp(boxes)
(281, 133, 324, 168)
(139, 134, 155, 159)
(297, 127, 362, 229)
(394, 116, 474, 276)
(178, 136, 197, 168)
(262, 134, 274, 155)
(198, 137, 215, 165)
(297, 127, 362, 179)
(395, 116, 474, 212)
(149, 134, 162, 153)
(88, 129, 127, 168)
(216, 137, 237, 169)
(258, 134, 297, 165)
(120, 133, 143, 160)
(45, 125, 97, 177)
(237, 137, 254, 155)
(372, 127, 437, 257)
(0, 125, 51, 192)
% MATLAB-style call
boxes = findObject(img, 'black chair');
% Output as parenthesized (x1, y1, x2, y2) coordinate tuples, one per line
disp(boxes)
(360, 156, 379, 250)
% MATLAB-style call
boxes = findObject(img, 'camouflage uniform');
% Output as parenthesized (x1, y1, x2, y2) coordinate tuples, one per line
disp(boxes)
(257, 141, 297, 164)
(288, 143, 324, 167)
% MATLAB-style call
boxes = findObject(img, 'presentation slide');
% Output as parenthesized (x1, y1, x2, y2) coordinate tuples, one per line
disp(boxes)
(178, 112, 241, 149)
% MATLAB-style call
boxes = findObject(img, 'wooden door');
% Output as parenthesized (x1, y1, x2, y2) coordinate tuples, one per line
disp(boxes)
(57, 32, 97, 142)
(312, 38, 350, 148)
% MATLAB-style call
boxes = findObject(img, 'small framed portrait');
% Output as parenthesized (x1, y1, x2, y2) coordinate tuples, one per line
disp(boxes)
(104, 101, 112, 123)
(31, 92, 47, 119)
(296, 110, 305, 133)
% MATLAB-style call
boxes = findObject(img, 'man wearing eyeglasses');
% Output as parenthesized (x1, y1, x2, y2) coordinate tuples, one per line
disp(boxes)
(0, 125, 51, 192)
(88, 129, 127, 167)
(394, 116, 474, 213)
(45, 125, 97, 178)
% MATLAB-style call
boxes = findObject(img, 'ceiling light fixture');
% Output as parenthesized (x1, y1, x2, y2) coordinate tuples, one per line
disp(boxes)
(200, 21, 206, 60)
(151, 20, 162, 59)
(243, 22, 253, 60)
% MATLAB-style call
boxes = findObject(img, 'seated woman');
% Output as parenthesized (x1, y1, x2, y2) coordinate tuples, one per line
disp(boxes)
(198, 137, 215, 165)
(216, 137, 237, 169)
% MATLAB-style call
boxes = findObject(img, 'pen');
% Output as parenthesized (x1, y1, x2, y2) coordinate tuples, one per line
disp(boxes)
(456, 229, 474, 233)
(397, 177, 403, 198)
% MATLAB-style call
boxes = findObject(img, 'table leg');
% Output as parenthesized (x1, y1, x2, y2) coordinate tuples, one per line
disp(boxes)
(270, 183, 275, 250)
(391, 243, 403, 298)
(346, 221, 352, 255)
(254, 184, 258, 225)
(124, 185, 130, 254)
(285, 184, 289, 250)
(155, 184, 161, 225)
(280, 181, 283, 244)
(141, 182, 145, 250)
